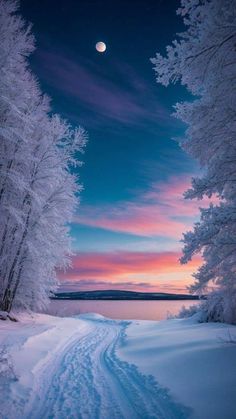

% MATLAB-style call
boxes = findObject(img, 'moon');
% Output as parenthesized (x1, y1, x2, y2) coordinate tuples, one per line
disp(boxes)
(96, 41, 106, 53)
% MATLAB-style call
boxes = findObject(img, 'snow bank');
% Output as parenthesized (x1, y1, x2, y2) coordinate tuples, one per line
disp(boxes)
(118, 316, 236, 419)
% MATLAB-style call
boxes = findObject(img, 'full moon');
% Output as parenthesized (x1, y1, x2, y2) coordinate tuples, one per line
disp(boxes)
(96, 41, 106, 53)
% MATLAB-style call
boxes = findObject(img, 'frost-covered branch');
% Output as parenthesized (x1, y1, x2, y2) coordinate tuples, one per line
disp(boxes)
(0, 0, 87, 312)
(152, 0, 236, 323)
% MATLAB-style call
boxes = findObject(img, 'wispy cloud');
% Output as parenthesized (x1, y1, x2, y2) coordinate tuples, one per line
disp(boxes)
(58, 250, 201, 293)
(75, 175, 218, 239)
(36, 49, 173, 127)
(59, 279, 157, 292)
(59, 279, 189, 294)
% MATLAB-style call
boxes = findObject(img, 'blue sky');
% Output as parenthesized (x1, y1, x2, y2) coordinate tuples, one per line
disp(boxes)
(21, 0, 203, 292)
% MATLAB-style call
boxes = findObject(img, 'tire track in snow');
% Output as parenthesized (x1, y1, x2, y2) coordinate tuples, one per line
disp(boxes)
(27, 316, 190, 419)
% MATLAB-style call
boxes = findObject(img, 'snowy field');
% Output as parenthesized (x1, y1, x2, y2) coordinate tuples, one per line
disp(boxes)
(0, 313, 236, 419)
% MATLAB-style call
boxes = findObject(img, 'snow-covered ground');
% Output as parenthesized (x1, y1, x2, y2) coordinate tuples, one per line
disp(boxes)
(0, 313, 236, 419)
(119, 315, 236, 419)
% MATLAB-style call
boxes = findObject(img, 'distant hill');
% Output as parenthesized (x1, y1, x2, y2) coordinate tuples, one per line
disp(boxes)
(51, 289, 200, 301)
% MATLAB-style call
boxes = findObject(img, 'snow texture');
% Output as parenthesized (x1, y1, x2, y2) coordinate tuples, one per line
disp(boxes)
(0, 313, 236, 419)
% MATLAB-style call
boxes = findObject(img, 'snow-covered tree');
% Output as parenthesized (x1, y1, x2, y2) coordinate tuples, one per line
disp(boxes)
(0, 0, 86, 312)
(152, 0, 236, 323)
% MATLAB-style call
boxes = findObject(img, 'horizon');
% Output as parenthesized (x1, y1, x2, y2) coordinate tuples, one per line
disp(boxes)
(55, 288, 195, 295)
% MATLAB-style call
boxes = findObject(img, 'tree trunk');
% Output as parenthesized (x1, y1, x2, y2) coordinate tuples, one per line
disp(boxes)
(1, 201, 32, 312)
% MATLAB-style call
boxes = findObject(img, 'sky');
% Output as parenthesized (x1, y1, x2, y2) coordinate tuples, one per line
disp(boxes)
(20, 0, 205, 294)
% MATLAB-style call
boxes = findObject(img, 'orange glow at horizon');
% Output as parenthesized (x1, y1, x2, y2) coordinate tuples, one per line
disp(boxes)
(58, 251, 201, 294)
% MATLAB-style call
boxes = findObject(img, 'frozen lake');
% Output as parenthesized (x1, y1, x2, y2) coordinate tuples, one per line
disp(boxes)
(45, 299, 199, 320)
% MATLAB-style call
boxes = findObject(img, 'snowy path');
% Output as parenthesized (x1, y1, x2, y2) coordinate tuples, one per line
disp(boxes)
(25, 315, 188, 419)
(2, 314, 236, 419)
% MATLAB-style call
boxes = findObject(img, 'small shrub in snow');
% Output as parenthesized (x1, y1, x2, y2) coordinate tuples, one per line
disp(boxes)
(178, 304, 200, 319)
(200, 290, 236, 324)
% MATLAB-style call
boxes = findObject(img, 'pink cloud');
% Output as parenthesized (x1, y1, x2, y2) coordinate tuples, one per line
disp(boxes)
(58, 250, 201, 293)
(59, 280, 187, 294)
(75, 176, 218, 239)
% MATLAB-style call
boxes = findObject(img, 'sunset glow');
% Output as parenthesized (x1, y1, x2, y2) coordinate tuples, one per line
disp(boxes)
(58, 251, 201, 293)
(61, 175, 216, 293)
